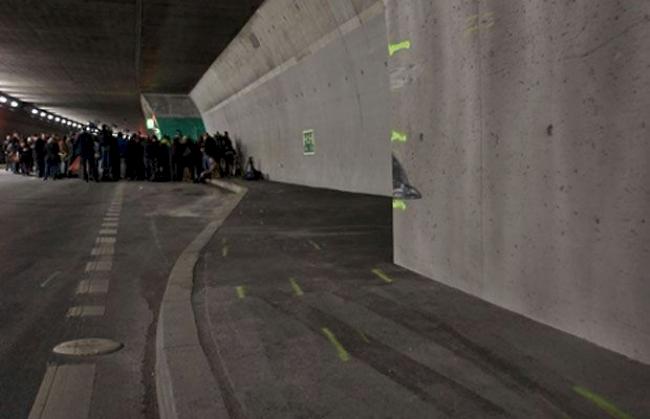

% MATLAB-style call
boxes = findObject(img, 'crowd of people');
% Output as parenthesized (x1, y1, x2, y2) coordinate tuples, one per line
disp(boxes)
(1, 126, 243, 183)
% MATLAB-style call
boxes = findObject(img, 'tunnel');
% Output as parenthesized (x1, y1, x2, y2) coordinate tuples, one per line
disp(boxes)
(1, 1, 649, 418)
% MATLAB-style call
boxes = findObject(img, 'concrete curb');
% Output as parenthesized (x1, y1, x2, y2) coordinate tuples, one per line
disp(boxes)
(155, 182, 247, 419)
(206, 178, 248, 194)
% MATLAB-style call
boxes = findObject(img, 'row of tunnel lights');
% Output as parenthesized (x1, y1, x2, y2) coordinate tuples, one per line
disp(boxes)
(0, 93, 88, 131)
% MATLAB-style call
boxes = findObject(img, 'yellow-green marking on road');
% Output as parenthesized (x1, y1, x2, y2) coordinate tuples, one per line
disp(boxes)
(573, 386, 635, 419)
(322, 328, 351, 362)
(222, 246, 229, 257)
(372, 268, 394, 284)
(289, 278, 304, 297)
(236, 286, 246, 299)
(388, 40, 411, 56)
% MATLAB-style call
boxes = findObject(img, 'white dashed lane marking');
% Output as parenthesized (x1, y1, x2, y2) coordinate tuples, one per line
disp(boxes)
(76, 279, 110, 295)
(85, 260, 112, 272)
(96, 237, 116, 245)
(66, 305, 106, 318)
(91, 245, 114, 256)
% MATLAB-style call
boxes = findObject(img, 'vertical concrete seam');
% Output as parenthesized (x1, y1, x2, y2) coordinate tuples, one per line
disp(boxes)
(476, 0, 486, 290)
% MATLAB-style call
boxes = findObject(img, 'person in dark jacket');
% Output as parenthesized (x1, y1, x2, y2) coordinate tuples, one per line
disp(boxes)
(144, 136, 158, 181)
(78, 130, 98, 182)
(34, 134, 46, 178)
(44, 136, 61, 180)
(223, 131, 235, 177)
(19, 139, 33, 176)
(158, 137, 172, 182)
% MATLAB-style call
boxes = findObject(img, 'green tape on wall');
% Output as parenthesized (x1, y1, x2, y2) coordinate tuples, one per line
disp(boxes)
(155, 117, 206, 140)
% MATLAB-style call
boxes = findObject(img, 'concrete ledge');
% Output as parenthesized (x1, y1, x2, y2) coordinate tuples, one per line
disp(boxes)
(206, 179, 248, 195)
(155, 187, 246, 419)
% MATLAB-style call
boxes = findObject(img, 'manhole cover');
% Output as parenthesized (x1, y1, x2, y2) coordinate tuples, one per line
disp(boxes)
(53, 339, 123, 356)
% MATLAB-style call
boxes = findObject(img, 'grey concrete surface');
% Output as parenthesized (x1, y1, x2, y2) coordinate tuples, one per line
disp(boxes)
(141, 94, 202, 119)
(191, 0, 391, 196)
(0, 171, 233, 418)
(0, 0, 264, 130)
(155, 181, 244, 419)
(387, 0, 650, 365)
(192, 180, 650, 418)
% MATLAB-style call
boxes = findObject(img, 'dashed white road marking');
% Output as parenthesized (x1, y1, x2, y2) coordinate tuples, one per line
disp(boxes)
(91, 245, 114, 256)
(102, 222, 118, 228)
(77, 279, 110, 295)
(85, 260, 112, 272)
(96, 237, 116, 245)
(98, 229, 117, 236)
(67, 305, 105, 317)
(40, 271, 62, 288)
(28, 364, 95, 419)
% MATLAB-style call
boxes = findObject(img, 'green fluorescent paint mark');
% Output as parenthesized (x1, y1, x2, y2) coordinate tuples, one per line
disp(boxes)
(372, 268, 394, 284)
(391, 130, 408, 143)
(322, 328, 351, 362)
(388, 40, 411, 56)
(357, 329, 370, 343)
(222, 246, 229, 257)
(573, 386, 635, 419)
(236, 286, 246, 299)
(393, 199, 407, 211)
(289, 278, 304, 297)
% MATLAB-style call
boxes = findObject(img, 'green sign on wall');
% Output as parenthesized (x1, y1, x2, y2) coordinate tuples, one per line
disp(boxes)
(303, 129, 315, 155)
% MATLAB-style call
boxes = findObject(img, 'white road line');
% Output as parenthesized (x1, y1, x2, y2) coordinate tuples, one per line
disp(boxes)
(40, 271, 62, 288)
(67, 306, 105, 317)
(96, 237, 116, 244)
(98, 229, 117, 236)
(85, 260, 112, 272)
(101, 222, 118, 228)
(28, 364, 95, 419)
(77, 279, 110, 295)
(91, 245, 114, 256)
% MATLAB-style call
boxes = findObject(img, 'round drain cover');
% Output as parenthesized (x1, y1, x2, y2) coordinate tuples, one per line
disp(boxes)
(53, 339, 123, 356)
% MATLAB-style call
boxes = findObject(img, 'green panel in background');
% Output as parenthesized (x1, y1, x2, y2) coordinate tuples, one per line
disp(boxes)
(155, 117, 206, 140)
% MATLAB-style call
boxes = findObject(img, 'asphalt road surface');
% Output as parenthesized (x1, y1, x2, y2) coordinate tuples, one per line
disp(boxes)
(0, 171, 231, 419)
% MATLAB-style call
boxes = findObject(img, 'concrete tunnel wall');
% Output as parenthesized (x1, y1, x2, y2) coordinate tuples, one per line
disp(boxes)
(387, 0, 650, 364)
(189, 0, 650, 364)
(190, 0, 391, 196)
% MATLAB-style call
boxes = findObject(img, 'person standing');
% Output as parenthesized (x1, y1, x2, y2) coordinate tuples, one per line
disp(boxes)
(44, 136, 61, 180)
(58, 136, 70, 176)
(34, 134, 46, 178)
(78, 130, 98, 182)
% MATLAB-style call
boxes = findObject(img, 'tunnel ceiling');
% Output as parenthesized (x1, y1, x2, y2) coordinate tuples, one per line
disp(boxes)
(0, 0, 263, 132)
